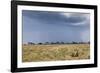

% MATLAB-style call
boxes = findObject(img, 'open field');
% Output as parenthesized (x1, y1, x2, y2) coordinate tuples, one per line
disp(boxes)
(22, 44, 90, 62)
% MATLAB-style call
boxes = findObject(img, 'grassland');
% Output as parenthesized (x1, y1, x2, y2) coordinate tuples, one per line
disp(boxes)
(22, 44, 90, 62)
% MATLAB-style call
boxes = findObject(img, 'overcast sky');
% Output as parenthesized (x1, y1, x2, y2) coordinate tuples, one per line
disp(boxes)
(22, 10, 90, 44)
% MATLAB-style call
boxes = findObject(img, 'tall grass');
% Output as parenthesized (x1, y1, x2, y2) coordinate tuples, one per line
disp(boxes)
(22, 44, 90, 62)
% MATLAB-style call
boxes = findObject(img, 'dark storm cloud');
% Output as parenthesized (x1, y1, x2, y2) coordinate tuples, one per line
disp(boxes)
(22, 10, 89, 27)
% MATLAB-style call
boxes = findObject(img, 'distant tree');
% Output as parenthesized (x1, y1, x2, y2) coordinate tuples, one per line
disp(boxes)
(28, 42, 35, 45)
(88, 41, 90, 44)
(38, 43, 43, 45)
(55, 41, 60, 44)
(72, 41, 77, 44)
(50, 42, 55, 44)
(61, 42, 64, 44)
(23, 44, 27, 46)
(79, 42, 86, 44)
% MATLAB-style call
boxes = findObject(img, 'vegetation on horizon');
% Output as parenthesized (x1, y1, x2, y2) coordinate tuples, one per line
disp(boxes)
(24, 41, 90, 45)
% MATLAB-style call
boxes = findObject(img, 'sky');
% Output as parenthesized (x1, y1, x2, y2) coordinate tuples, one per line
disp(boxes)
(22, 10, 90, 44)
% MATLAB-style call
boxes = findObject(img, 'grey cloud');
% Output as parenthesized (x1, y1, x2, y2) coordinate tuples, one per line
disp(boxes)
(22, 10, 90, 27)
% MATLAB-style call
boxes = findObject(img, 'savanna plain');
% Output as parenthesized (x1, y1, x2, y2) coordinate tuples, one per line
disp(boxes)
(22, 44, 90, 62)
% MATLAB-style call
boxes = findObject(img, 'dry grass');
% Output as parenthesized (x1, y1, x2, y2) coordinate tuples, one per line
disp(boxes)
(22, 44, 90, 62)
